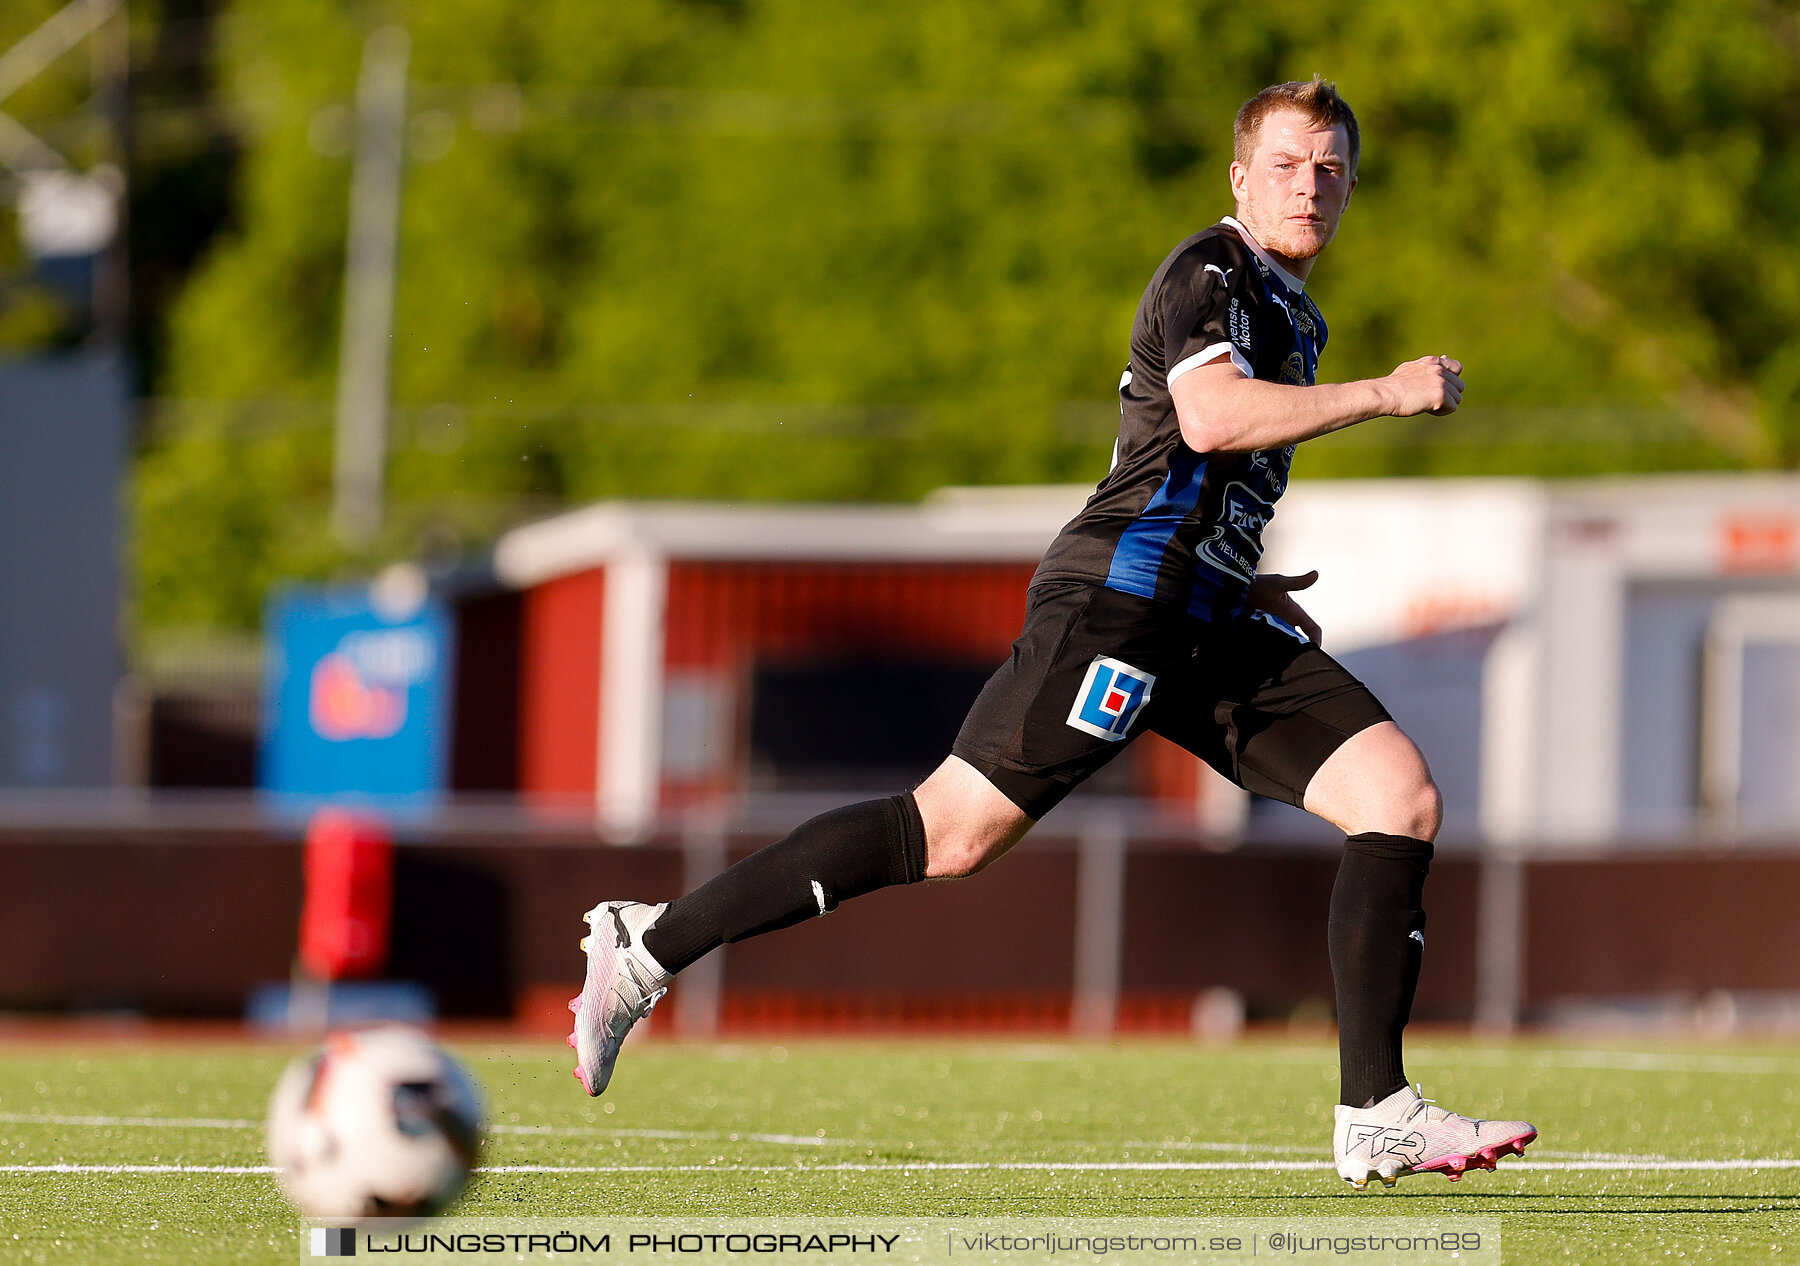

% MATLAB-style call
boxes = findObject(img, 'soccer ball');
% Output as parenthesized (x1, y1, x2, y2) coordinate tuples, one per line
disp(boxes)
(266, 1025, 484, 1220)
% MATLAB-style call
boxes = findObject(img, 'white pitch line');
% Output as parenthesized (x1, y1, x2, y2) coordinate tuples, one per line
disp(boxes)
(0, 1114, 1460, 1160)
(0, 1115, 1767, 1177)
(7, 1157, 1800, 1177)
(1123, 1140, 1321, 1154)
(0, 1113, 257, 1129)
(1527, 1052, 1793, 1076)
(1264, 1047, 1800, 1076)
(0, 1116, 1322, 1156)
(0, 1116, 1768, 1176)
(0, 1164, 279, 1175)
(565, 1127, 848, 1146)
(1408, 1049, 1797, 1076)
(480, 1162, 1333, 1174)
(0, 1114, 1508, 1160)
(0, 1114, 849, 1147)
(466, 1158, 1800, 1175)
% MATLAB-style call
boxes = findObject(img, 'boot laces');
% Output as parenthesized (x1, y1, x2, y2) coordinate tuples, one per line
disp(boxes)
(1406, 1086, 1477, 1130)
(603, 956, 667, 1041)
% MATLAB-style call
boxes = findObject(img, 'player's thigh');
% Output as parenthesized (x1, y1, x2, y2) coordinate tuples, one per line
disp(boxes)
(950, 581, 1185, 827)
(1149, 619, 1393, 811)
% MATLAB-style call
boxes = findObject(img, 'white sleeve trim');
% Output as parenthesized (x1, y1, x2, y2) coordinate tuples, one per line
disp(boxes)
(1168, 342, 1252, 385)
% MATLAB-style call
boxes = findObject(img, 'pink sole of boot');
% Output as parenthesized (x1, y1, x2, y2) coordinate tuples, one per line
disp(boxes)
(567, 995, 595, 1095)
(1412, 1130, 1538, 1182)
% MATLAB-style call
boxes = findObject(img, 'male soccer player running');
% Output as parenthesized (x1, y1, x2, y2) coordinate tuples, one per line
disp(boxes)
(568, 77, 1536, 1189)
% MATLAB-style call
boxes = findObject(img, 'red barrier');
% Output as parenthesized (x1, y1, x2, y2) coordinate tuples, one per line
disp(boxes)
(297, 809, 393, 980)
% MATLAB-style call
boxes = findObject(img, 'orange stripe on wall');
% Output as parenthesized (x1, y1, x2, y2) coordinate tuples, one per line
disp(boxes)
(519, 567, 604, 798)
(663, 561, 1036, 667)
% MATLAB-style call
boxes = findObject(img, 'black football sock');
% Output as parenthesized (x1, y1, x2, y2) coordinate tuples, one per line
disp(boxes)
(1329, 831, 1433, 1109)
(641, 793, 929, 975)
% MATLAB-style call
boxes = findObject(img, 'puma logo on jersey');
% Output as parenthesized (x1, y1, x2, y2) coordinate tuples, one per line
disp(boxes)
(1267, 289, 1319, 340)
(1346, 1125, 1426, 1166)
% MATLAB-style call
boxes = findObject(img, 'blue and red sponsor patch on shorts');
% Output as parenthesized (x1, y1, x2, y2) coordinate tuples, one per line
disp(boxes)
(1065, 656, 1155, 741)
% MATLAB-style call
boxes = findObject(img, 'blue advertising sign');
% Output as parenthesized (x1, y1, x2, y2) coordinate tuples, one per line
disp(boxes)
(261, 586, 453, 816)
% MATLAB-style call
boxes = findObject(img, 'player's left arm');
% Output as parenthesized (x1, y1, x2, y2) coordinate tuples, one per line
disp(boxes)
(1246, 569, 1323, 645)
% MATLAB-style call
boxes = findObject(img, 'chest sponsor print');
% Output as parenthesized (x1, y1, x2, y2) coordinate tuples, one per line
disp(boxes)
(1228, 297, 1253, 352)
(1196, 479, 1279, 583)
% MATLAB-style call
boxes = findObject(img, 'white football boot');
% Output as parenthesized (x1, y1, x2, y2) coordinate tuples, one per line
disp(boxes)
(567, 901, 671, 1096)
(1333, 1084, 1536, 1189)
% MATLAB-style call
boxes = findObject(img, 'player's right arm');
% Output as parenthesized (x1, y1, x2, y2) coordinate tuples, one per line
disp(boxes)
(1171, 355, 1463, 455)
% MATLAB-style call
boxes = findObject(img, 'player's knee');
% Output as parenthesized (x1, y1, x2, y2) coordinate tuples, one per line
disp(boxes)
(1402, 776, 1443, 842)
(1358, 728, 1441, 840)
(923, 809, 1029, 878)
(925, 830, 1003, 879)
(915, 756, 1032, 878)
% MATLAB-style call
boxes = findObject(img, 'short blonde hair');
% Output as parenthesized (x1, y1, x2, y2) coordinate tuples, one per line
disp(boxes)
(1233, 76, 1359, 173)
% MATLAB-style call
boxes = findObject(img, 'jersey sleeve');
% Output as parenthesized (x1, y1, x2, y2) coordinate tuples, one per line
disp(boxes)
(1161, 247, 1257, 386)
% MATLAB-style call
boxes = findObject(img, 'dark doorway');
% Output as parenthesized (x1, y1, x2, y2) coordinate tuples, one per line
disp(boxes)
(748, 660, 992, 790)
(387, 853, 514, 1017)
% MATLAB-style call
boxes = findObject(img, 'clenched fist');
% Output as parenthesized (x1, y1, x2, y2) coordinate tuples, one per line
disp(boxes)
(1382, 356, 1464, 417)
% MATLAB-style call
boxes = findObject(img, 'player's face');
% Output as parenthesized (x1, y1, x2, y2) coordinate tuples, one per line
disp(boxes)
(1228, 111, 1357, 273)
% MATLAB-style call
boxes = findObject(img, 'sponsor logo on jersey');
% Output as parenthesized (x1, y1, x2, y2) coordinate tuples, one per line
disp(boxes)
(1279, 350, 1308, 385)
(1248, 447, 1293, 494)
(1196, 480, 1277, 583)
(1067, 656, 1156, 741)
(1228, 298, 1253, 352)
(1224, 492, 1269, 532)
(1270, 289, 1318, 338)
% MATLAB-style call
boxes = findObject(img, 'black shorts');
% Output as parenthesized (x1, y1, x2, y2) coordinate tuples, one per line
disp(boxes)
(951, 580, 1392, 819)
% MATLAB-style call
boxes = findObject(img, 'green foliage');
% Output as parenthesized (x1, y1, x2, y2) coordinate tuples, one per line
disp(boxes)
(143, 0, 1800, 630)
(0, 0, 121, 353)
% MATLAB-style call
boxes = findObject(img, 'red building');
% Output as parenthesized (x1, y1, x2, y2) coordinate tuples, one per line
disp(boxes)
(490, 490, 1211, 836)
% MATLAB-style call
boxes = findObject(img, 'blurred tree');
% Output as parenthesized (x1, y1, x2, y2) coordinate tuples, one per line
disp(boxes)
(140, 0, 1800, 631)
(0, 0, 238, 380)
(0, 0, 118, 354)
(129, 0, 242, 392)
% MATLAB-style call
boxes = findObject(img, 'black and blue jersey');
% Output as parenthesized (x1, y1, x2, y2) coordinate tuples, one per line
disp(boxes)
(1035, 217, 1326, 623)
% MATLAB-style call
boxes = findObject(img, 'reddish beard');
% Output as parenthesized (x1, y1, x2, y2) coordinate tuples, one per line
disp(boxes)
(1259, 218, 1334, 261)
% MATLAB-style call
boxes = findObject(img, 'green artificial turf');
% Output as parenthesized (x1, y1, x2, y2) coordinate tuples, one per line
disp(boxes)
(2, 1036, 1799, 1263)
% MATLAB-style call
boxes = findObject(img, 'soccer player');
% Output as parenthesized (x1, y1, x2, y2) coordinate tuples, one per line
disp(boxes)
(568, 77, 1537, 1189)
